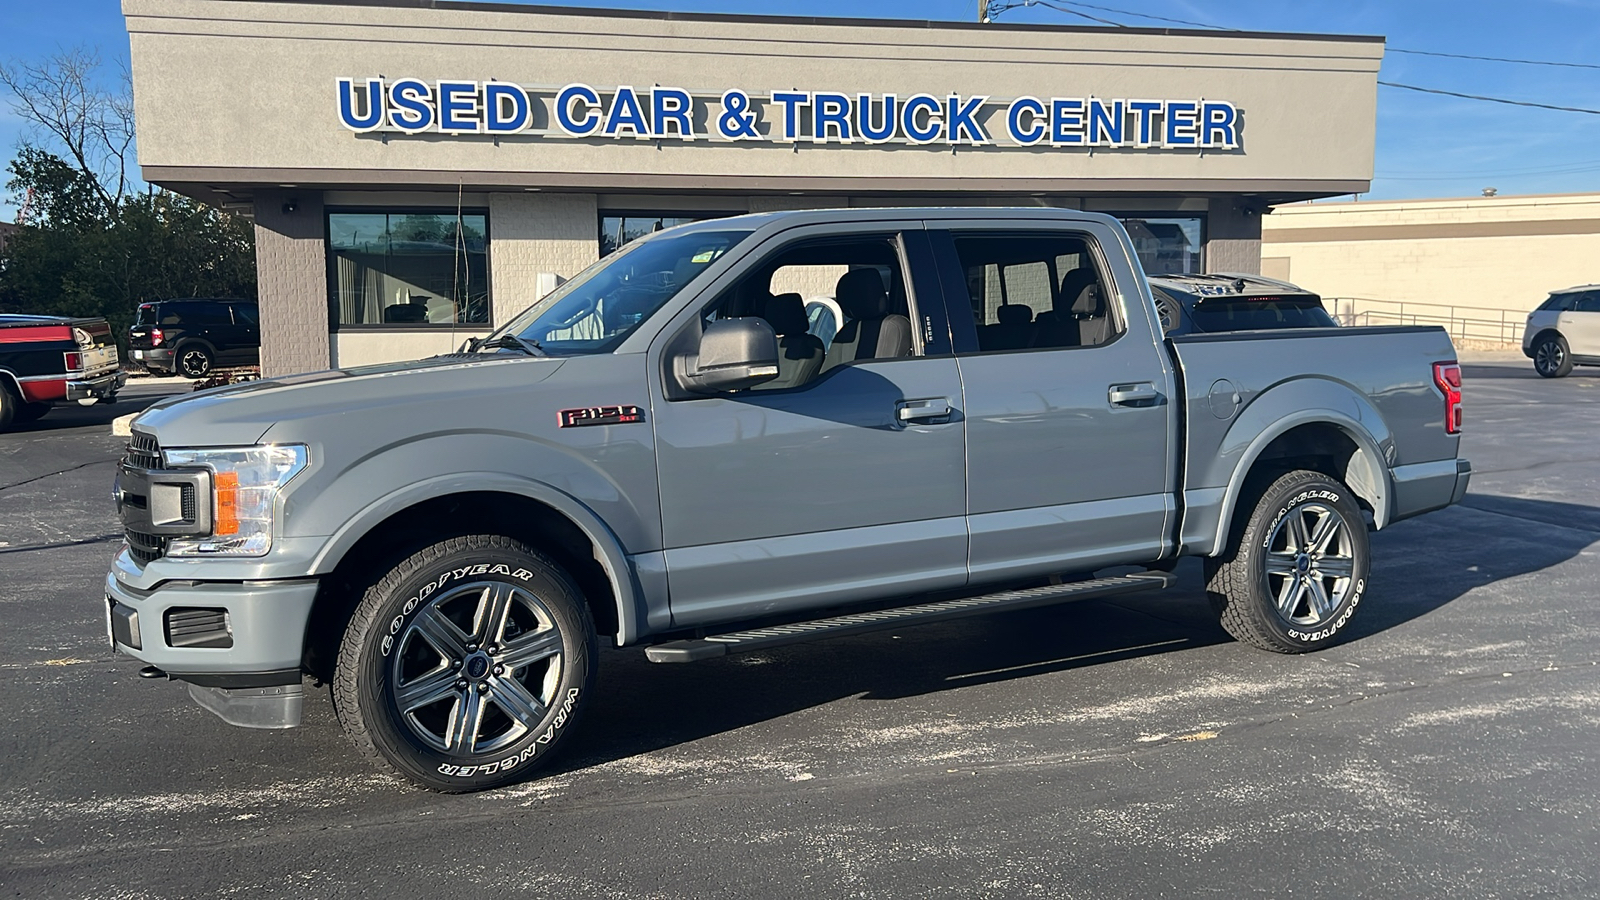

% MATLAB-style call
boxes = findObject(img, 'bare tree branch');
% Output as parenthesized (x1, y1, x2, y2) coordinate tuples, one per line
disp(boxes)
(0, 48, 136, 218)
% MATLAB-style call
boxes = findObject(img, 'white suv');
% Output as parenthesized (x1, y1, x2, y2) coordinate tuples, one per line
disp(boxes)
(1523, 285, 1600, 378)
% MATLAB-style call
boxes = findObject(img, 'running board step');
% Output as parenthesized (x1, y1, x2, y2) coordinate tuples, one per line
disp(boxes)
(644, 571, 1175, 663)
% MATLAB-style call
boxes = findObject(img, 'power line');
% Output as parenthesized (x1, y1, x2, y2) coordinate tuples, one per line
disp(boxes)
(992, 1, 1600, 71)
(1378, 81, 1600, 116)
(1389, 48, 1600, 71)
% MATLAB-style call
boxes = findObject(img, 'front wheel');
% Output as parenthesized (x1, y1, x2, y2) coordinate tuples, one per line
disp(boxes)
(334, 535, 597, 792)
(1205, 469, 1371, 653)
(1533, 334, 1573, 378)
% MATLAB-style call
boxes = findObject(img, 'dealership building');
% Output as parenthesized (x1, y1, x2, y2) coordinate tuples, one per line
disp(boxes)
(124, 0, 1383, 374)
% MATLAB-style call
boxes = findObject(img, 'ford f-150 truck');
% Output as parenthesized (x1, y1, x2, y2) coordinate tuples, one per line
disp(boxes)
(107, 209, 1470, 792)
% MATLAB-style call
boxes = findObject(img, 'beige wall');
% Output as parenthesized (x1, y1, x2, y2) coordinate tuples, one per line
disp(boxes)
(1262, 193, 1600, 314)
(124, 0, 1379, 196)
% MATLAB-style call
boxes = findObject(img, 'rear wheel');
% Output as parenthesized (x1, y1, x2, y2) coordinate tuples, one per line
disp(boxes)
(1533, 334, 1573, 378)
(1205, 469, 1370, 653)
(333, 535, 597, 792)
(177, 345, 213, 378)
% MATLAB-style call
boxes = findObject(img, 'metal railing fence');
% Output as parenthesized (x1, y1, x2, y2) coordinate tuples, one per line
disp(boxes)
(1327, 297, 1527, 347)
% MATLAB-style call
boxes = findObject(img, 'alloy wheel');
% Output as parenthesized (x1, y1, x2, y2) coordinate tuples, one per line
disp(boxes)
(1262, 501, 1357, 626)
(389, 581, 565, 755)
(1535, 339, 1564, 376)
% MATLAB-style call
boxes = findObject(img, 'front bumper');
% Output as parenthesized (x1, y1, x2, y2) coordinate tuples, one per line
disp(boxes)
(66, 369, 127, 401)
(105, 567, 318, 727)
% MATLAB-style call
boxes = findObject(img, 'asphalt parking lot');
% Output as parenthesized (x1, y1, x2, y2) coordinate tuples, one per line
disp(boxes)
(3, 358, 1599, 899)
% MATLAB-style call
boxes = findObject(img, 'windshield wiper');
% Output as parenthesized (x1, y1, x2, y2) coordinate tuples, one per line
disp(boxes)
(468, 333, 547, 357)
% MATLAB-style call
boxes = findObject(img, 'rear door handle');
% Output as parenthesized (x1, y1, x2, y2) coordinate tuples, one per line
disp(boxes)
(897, 397, 953, 423)
(1108, 382, 1161, 407)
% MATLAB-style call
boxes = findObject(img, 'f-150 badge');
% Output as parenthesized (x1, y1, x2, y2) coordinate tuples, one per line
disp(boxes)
(558, 405, 645, 428)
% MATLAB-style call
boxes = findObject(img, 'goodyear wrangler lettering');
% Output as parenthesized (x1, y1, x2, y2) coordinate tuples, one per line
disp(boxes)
(336, 78, 1240, 150)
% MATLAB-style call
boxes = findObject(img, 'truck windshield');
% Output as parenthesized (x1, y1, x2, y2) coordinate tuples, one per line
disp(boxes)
(1189, 295, 1336, 332)
(492, 229, 752, 355)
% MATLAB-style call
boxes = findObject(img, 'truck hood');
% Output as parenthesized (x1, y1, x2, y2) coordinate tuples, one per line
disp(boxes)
(133, 354, 566, 447)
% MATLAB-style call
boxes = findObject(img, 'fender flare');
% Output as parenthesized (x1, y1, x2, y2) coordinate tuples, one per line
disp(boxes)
(308, 471, 647, 646)
(1207, 407, 1393, 558)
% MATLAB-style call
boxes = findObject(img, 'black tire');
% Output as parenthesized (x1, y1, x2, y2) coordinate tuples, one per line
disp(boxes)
(13, 402, 51, 423)
(333, 535, 597, 793)
(1533, 334, 1573, 378)
(0, 381, 16, 431)
(1204, 469, 1371, 653)
(176, 344, 213, 379)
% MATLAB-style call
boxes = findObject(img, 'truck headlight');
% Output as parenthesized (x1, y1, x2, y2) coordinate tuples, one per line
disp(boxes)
(163, 445, 309, 557)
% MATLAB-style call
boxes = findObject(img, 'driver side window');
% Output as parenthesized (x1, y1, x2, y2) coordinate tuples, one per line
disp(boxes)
(704, 234, 917, 391)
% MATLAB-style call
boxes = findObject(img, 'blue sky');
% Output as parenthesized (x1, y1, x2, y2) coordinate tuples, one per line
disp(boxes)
(3, 0, 1599, 218)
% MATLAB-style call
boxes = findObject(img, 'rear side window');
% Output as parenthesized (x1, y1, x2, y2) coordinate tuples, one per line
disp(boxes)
(1540, 293, 1577, 312)
(1575, 293, 1600, 313)
(1188, 296, 1335, 333)
(947, 231, 1123, 352)
(231, 304, 259, 325)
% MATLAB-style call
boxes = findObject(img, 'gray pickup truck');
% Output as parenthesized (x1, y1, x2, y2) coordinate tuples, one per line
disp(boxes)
(107, 208, 1470, 792)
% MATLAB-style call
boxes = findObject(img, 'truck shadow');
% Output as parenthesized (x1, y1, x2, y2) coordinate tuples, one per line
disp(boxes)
(554, 494, 1599, 775)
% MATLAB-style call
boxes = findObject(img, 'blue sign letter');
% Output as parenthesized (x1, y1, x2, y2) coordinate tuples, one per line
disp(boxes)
(605, 86, 650, 138)
(770, 91, 810, 141)
(946, 94, 989, 144)
(652, 87, 693, 139)
(1164, 101, 1198, 147)
(857, 93, 897, 143)
(1201, 101, 1238, 149)
(813, 92, 852, 143)
(1051, 98, 1085, 145)
(484, 82, 530, 133)
(1006, 97, 1045, 145)
(1087, 98, 1123, 147)
(387, 78, 433, 132)
(437, 81, 479, 133)
(901, 94, 943, 144)
(556, 83, 601, 136)
(1128, 100, 1162, 147)
(337, 77, 384, 132)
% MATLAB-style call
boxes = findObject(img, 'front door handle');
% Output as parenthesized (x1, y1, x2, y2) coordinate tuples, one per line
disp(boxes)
(897, 397, 953, 423)
(1108, 382, 1161, 407)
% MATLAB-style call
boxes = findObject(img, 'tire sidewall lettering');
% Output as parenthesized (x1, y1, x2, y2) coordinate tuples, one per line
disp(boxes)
(435, 686, 582, 778)
(381, 563, 535, 658)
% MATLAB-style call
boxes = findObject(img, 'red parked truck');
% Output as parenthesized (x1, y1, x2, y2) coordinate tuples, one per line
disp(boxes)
(0, 314, 127, 430)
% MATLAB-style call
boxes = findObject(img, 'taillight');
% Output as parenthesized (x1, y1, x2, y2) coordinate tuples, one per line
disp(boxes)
(150, 327, 164, 347)
(64, 351, 83, 371)
(1433, 362, 1463, 434)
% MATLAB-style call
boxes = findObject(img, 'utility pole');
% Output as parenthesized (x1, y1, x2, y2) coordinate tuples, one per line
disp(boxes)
(979, 0, 991, 22)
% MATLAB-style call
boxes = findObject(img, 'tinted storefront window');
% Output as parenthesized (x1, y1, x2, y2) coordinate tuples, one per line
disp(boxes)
(327, 211, 490, 327)
(1121, 216, 1204, 276)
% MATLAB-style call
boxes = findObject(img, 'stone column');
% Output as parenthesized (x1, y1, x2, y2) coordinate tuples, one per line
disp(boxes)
(1205, 197, 1264, 275)
(252, 189, 330, 375)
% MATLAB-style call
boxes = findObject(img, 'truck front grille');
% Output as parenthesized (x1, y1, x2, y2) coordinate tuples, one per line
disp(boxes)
(128, 431, 161, 469)
(126, 529, 168, 565)
(125, 431, 164, 564)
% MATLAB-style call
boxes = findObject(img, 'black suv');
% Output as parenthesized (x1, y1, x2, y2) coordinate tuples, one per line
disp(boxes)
(129, 298, 260, 378)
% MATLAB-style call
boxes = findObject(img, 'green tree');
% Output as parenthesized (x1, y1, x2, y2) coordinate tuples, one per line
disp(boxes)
(0, 50, 256, 349)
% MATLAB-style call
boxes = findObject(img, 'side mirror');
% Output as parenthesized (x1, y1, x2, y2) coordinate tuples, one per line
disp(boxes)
(677, 318, 780, 394)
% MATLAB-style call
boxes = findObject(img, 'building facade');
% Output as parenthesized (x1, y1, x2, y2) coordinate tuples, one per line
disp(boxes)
(1263, 192, 1600, 327)
(124, 0, 1383, 374)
